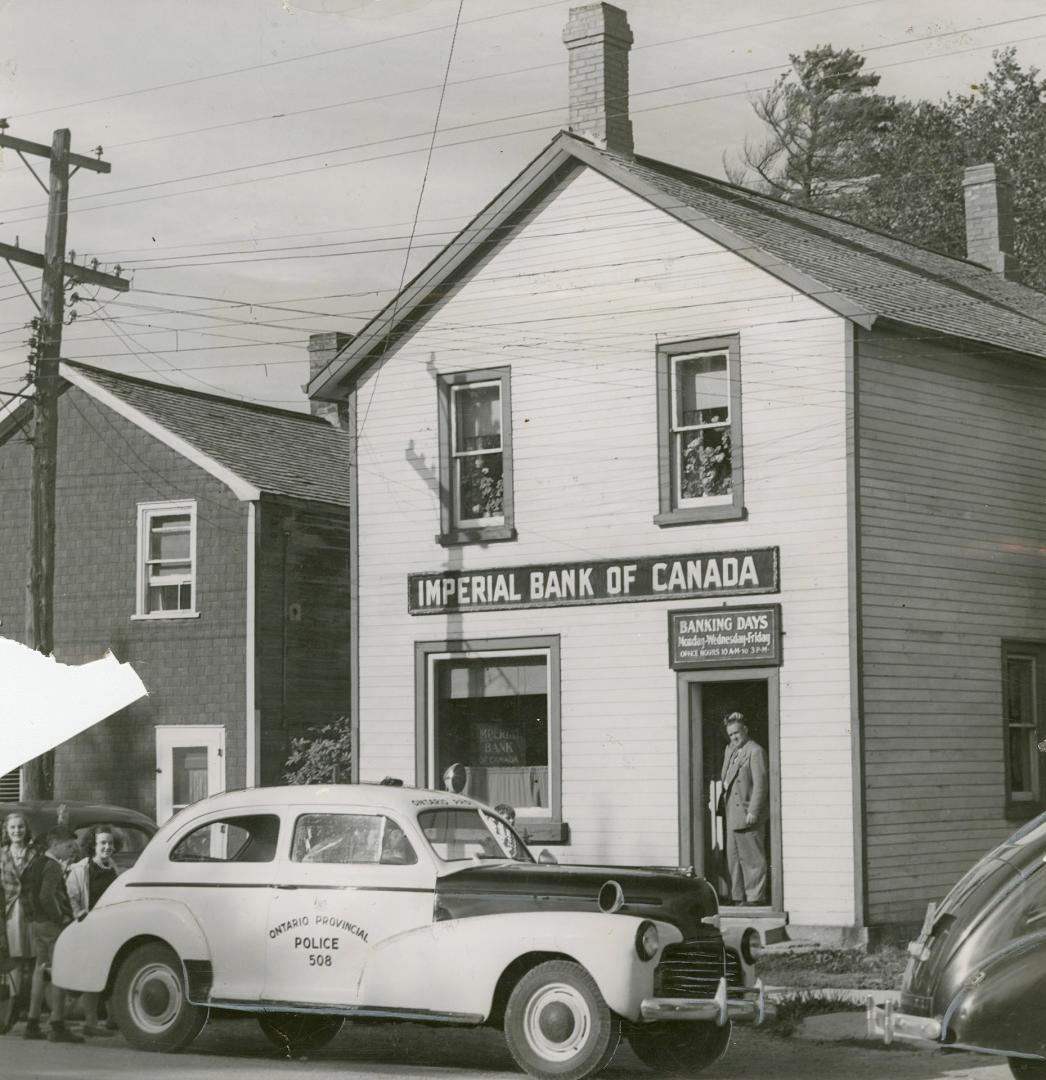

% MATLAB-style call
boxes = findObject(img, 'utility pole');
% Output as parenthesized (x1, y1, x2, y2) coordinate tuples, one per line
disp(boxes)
(0, 124, 129, 799)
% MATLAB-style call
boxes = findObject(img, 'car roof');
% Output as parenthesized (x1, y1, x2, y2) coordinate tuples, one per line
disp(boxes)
(0, 800, 157, 834)
(158, 783, 482, 824)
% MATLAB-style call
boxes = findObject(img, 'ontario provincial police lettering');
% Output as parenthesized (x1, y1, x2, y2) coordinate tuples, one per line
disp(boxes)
(408, 548, 778, 615)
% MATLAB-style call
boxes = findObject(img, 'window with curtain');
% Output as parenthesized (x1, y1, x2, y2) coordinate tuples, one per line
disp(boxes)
(136, 500, 197, 616)
(433, 655, 549, 812)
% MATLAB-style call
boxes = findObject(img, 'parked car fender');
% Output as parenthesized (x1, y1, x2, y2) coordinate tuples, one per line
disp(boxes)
(359, 910, 683, 1021)
(51, 898, 211, 995)
(944, 936, 1046, 1058)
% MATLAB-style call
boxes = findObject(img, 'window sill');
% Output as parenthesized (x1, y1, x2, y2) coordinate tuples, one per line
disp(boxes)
(130, 611, 201, 621)
(437, 525, 517, 547)
(518, 820, 569, 845)
(654, 505, 746, 527)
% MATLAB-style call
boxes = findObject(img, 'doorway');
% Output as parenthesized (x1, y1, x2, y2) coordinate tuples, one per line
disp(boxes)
(677, 669, 782, 912)
(155, 725, 225, 824)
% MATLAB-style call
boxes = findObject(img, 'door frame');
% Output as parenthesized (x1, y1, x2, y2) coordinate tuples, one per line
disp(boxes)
(155, 724, 226, 824)
(676, 667, 783, 912)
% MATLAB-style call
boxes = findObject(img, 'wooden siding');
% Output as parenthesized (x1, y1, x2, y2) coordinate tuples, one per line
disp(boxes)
(353, 168, 857, 927)
(255, 497, 352, 785)
(857, 325, 1046, 926)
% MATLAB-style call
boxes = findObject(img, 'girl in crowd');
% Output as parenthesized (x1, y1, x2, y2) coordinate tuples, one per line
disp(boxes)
(0, 812, 37, 1030)
(65, 824, 120, 1037)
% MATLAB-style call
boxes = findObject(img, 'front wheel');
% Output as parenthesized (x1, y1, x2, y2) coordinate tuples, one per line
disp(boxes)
(258, 1012, 344, 1055)
(503, 960, 620, 1080)
(111, 942, 208, 1052)
(1010, 1059, 1046, 1080)
(628, 1021, 731, 1076)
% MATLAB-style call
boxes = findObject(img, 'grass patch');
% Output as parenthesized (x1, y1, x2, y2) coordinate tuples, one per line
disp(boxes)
(761, 990, 864, 1038)
(757, 946, 906, 991)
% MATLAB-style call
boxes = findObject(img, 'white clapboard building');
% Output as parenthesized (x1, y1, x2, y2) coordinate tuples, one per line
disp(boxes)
(307, 4, 1046, 939)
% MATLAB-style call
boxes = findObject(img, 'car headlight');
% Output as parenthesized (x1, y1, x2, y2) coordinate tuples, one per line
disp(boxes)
(635, 920, 659, 962)
(741, 927, 765, 965)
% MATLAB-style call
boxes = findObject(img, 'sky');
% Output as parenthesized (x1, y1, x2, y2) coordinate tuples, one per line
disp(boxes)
(2, 0, 1045, 414)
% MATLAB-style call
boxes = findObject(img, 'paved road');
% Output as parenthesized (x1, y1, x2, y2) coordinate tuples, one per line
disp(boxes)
(0, 1017, 1015, 1080)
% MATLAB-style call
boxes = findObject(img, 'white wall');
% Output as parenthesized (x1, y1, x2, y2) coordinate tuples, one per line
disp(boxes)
(353, 167, 856, 926)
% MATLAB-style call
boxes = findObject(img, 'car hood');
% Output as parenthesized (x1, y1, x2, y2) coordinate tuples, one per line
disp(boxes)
(434, 862, 719, 939)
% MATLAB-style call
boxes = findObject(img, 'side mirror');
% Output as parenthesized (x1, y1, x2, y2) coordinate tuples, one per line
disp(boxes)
(538, 849, 558, 865)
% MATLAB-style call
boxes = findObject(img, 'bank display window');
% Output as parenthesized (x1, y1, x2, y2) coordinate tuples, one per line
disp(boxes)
(1003, 641, 1046, 815)
(655, 335, 743, 526)
(417, 637, 562, 831)
(436, 368, 516, 546)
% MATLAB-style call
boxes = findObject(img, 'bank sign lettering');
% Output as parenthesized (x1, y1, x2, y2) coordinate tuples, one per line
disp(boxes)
(408, 548, 778, 614)
(669, 604, 782, 669)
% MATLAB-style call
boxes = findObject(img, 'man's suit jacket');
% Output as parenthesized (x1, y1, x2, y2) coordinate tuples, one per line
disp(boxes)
(721, 739, 769, 831)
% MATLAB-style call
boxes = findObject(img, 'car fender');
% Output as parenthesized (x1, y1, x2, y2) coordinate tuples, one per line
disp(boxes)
(359, 911, 683, 1021)
(943, 934, 1046, 1059)
(51, 898, 211, 994)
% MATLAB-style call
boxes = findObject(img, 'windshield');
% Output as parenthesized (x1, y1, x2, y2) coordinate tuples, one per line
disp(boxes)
(1007, 810, 1046, 847)
(417, 808, 534, 863)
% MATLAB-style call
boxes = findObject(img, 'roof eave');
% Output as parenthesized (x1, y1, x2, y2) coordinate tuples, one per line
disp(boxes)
(60, 362, 263, 502)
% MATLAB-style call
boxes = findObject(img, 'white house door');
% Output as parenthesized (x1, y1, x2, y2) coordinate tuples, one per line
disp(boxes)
(155, 726, 225, 824)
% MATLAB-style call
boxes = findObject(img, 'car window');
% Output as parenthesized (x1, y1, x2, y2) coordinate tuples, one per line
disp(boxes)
(418, 808, 533, 863)
(170, 814, 280, 863)
(291, 813, 418, 865)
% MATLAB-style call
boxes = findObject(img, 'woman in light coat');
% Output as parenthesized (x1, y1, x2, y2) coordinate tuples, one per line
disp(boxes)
(0, 812, 37, 1028)
(65, 825, 120, 1036)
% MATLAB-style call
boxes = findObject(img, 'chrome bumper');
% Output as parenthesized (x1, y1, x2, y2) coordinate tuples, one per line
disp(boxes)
(640, 977, 765, 1026)
(867, 998, 942, 1044)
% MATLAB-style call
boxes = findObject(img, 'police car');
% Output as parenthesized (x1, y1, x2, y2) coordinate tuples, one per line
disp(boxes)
(52, 785, 765, 1078)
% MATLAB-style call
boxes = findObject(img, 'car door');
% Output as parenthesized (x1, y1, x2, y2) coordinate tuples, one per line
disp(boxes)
(263, 808, 436, 1008)
(164, 810, 281, 1001)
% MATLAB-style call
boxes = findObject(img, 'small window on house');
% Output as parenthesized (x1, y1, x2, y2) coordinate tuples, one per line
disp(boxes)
(136, 501, 197, 617)
(437, 369, 515, 545)
(655, 336, 743, 526)
(1004, 642, 1046, 815)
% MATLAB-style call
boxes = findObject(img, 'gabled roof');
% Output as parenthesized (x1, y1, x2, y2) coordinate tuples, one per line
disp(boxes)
(308, 131, 1046, 399)
(60, 362, 351, 508)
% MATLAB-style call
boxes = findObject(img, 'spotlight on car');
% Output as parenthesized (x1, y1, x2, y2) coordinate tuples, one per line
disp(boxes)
(741, 927, 766, 965)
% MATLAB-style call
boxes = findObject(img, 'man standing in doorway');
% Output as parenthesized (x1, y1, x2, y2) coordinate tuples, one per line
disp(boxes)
(720, 712, 768, 906)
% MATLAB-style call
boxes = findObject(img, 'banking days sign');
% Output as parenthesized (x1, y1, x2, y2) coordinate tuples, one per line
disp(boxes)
(408, 547, 779, 614)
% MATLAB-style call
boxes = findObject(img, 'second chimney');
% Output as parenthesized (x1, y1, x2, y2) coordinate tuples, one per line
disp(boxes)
(562, 3, 634, 155)
(306, 331, 353, 428)
(962, 164, 1019, 280)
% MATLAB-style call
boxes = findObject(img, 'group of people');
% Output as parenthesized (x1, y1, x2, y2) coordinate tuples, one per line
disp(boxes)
(0, 814, 120, 1043)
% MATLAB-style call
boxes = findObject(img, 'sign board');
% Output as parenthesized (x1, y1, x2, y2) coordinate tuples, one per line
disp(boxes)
(668, 604, 782, 669)
(408, 548, 778, 615)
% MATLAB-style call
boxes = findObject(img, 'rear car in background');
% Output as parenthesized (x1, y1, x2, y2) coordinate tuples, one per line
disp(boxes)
(869, 811, 1046, 1078)
(0, 800, 156, 870)
(53, 784, 766, 1079)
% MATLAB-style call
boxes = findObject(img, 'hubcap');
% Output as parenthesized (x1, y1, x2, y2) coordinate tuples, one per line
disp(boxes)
(128, 962, 182, 1034)
(523, 982, 592, 1061)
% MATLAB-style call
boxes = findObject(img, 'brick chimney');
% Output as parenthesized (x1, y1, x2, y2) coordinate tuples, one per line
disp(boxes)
(306, 331, 352, 428)
(962, 164, 1019, 280)
(562, 3, 634, 155)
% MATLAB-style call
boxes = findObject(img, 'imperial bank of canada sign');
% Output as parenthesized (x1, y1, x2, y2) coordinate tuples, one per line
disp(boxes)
(408, 548, 779, 615)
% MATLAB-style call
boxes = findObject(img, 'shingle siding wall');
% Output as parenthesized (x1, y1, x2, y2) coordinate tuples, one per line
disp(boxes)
(354, 168, 858, 927)
(0, 386, 248, 818)
(857, 325, 1046, 925)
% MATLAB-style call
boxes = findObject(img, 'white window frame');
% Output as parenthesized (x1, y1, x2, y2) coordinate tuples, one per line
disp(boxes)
(450, 380, 505, 529)
(155, 724, 225, 825)
(670, 349, 733, 509)
(426, 647, 553, 821)
(134, 500, 199, 619)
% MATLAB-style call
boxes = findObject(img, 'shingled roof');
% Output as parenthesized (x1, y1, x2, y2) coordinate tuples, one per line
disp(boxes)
(62, 361, 351, 508)
(309, 131, 1046, 399)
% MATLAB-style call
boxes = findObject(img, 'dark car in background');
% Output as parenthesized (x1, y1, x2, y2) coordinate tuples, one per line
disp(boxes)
(869, 811, 1046, 1078)
(0, 800, 156, 870)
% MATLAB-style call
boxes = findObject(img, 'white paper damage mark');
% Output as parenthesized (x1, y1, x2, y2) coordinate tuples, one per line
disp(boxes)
(0, 637, 148, 777)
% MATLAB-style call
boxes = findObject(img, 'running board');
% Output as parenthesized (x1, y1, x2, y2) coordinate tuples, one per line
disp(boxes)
(201, 997, 485, 1026)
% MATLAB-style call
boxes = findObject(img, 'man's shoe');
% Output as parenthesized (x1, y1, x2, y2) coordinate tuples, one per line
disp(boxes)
(23, 1019, 46, 1040)
(48, 1024, 85, 1044)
